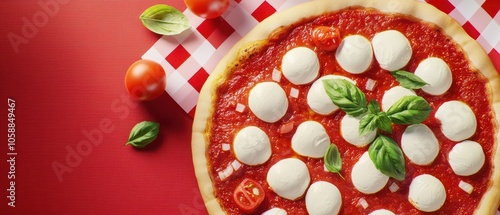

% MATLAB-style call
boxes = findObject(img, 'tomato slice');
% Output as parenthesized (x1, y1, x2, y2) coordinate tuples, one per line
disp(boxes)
(311, 26, 341, 51)
(233, 178, 265, 213)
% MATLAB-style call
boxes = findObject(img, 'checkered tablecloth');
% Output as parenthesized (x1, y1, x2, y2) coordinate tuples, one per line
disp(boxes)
(142, 0, 500, 118)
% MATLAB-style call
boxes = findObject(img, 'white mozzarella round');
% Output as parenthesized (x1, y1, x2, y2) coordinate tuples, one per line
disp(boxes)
(336, 35, 373, 74)
(351, 152, 389, 194)
(307, 75, 355, 115)
(281, 47, 319, 85)
(233, 126, 272, 166)
(267, 158, 310, 200)
(292, 121, 331, 158)
(372, 30, 412, 71)
(414, 57, 452, 95)
(401, 124, 439, 165)
(449, 140, 485, 176)
(248, 82, 288, 123)
(435, 100, 477, 141)
(305, 181, 342, 215)
(262, 208, 287, 215)
(341, 115, 377, 147)
(369, 209, 396, 215)
(409, 174, 446, 212)
(381, 86, 416, 111)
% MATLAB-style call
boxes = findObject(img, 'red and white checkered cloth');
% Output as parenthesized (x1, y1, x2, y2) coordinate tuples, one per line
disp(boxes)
(142, 0, 500, 118)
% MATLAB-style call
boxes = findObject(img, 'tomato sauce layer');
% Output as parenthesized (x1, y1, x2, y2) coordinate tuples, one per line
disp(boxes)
(207, 8, 495, 215)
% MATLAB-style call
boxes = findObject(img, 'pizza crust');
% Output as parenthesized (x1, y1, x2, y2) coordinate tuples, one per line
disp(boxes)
(192, 0, 500, 214)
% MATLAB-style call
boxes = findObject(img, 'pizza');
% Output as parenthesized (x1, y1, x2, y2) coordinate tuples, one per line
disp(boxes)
(192, 0, 500, 214)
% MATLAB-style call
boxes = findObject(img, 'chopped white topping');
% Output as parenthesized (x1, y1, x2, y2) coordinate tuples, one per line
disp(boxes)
(281, 47, 319, 85)
(248, 82, 288, 123)
(389, 182, 400, 193)
(409, 174, 446, 212)
(381, 86, 416, 111)
(291, 121, 331, 158)
(267, 158, 310, 200)
(351, 152, 389, 194)
(449, 140, 485, 176)
(235, 103, 246, 113)
(218, 164, 234, 181)
(233, 126, 272, 166)
(435, 100, 477, 141)
(415, 57, 452, 95)
(401, 124, 439, 165)
(230, 160, 242, 171)
(305, 181, 342, 215)
(272, 68, 282, 82)
(369, 209, 396, 215)
(341, 115, 377, 147)
(459, 180, 474, 194)
(357, 198, 369, 209)
(307, 75, 356, 115)
(372, 30, 412, 71)
(221, 143, 230, 151)
(365, 78, 377, 91)
(290, 87, 299, 98)
(336, 34, 373, 74)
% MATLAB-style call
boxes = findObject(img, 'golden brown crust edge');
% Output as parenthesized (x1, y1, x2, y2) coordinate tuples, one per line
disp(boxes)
(191, 0, 500, 214)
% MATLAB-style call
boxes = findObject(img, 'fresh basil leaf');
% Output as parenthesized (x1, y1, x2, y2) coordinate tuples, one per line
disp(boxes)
(368, 135, 406, 181)
(376, 112, 393, 134)
(324, 144, 344, 179)
(126, 121, 160, 148)
(140, 4, 191, 36)
(367, 99, 380, 114)
(390, 70, 428, 89)
(322, 79, 367, 117)
(359, 113, 377, 136)
(387, 95, 432, 124)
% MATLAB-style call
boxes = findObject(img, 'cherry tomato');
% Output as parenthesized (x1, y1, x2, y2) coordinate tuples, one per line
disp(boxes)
(184, 0, 230, 19)
(124, 59, 166, 101)
(233, 178, 265, 213)
(311, 26, 341, 51)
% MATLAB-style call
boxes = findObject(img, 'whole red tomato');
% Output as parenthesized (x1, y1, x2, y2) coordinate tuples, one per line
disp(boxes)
(184, 0, 230, 19)
(124, 59, 166, 101)
(311, 26, 341, 51)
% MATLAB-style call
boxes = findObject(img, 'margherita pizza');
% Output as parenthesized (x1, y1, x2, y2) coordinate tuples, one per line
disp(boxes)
(192, 0, 500, 214)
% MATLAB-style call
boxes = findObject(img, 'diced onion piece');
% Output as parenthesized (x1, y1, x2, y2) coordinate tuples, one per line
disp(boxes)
(221, 143, 230, 151)
(389, 182, 400, 193)
(459, 180, 474, 194)
(272, 68, 282, 82)
(218, 164, 235, 181)
(231, 160, 242, 171)
(235, 103, 246, 113)
(290, 87, 299, 98)
(365, 78, 377, 91)
(218, 171, 226, 181)
(358, 198, 369, 209)
(279, 122, 294, 134)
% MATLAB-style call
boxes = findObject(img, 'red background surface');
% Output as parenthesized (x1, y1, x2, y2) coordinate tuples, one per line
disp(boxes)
(0, 0, 208, 214)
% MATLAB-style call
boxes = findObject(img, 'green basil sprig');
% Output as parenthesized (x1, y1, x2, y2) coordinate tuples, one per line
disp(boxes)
(368, 135, 406, 181)
(390, 70, 428, 89)
(359, 100, 393, 135)
(140, 4, 191, 36)
(322, 79, 367, 117)
(324, 144, 343, 179)
(126, 121, 160, 148)
(387, 95, 432, 124)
